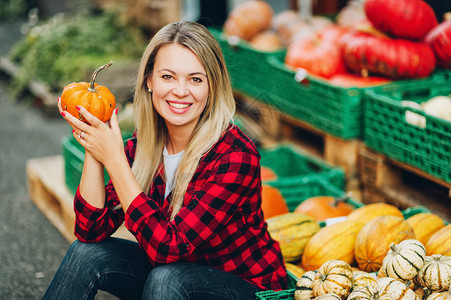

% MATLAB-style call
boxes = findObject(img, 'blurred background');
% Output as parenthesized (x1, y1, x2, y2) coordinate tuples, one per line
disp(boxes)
(1, 0, 451, 299)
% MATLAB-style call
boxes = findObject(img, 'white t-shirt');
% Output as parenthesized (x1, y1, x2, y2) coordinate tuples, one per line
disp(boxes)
(163, 147, 184, 199)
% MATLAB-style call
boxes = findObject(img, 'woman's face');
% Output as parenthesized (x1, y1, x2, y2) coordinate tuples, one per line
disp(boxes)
(148, 43, 209, 131)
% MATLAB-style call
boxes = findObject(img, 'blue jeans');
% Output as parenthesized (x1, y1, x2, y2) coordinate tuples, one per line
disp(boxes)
(43, 237, 260, 300)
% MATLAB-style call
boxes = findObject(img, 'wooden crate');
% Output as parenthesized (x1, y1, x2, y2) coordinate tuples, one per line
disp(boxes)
(359, 146, 451, 223)
(26, 155, 134, 242)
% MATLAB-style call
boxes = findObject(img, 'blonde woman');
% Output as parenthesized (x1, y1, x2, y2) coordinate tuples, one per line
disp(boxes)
(44, 21, 287, 299)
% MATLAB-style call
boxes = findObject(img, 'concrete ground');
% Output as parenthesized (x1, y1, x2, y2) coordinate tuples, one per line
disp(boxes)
(0, 19, 117, 300)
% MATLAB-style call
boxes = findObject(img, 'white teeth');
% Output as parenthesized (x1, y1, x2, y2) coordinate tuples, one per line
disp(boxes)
(168, 102, 190, 109)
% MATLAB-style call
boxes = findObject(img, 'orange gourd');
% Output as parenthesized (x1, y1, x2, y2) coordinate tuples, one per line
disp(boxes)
(261, 185, 288, 219)
(61, 62, 116, 123)
(301, 220, 365, 271)
(294, 196, 354, 221)
(354, 215, 415, 272)
(425, 224, 451, 256)
(346, 202, 404, 224)
(406, 213, 446, 245)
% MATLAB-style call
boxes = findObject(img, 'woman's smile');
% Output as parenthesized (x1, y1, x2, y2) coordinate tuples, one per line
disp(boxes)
(166, 101, 193, 113)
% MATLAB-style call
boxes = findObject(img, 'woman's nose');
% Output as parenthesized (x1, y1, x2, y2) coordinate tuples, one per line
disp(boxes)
(172, 82, 190, 98)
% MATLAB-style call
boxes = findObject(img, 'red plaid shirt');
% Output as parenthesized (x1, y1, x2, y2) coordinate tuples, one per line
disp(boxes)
(73, 125, 288, 291)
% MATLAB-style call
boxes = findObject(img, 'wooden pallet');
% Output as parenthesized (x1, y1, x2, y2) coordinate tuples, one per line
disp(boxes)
(26, 155, 134, 243)
(359, 146, 451, 223)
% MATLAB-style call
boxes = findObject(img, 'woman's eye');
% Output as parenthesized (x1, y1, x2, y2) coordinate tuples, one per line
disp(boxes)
(162, 74, 172, 80)
(192, 77, 202, 83)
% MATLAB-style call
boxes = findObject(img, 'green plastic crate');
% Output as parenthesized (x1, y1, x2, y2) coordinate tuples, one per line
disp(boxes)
(265, 53, 380, 139)
(256, 289, 295, 300)
(62, 132, 133, 195)
(209, 28, 285, 101)
(364, 82, 451, 183)
(259, 143, 345, 199)
(264, 53, 451, 140)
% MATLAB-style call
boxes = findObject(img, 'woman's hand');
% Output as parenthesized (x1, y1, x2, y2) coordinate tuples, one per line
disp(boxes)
(58, 97, 124, 168)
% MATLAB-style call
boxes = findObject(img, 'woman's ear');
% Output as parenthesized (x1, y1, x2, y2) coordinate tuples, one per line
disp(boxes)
(146, 77, 152, 92)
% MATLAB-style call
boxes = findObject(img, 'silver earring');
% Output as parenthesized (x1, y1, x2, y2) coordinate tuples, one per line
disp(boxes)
(148, 88, 152, 93)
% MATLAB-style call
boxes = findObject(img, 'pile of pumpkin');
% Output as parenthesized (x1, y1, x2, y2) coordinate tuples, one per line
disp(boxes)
(223, 0, 451, 87)
(265, 201, 451, 298)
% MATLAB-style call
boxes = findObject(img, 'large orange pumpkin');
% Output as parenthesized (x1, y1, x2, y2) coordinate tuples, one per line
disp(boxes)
(261, 185, 288, 219)
(294, 195, 354, 221)
(354, 215, 415, 272)
(61, 62, 115, 123)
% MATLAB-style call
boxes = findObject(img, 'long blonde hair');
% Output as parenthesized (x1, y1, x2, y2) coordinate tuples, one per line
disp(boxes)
(132, 21, 236, 220)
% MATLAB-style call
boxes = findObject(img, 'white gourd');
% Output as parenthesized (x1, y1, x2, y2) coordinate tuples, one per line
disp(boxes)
(417, 255, 451, 292)
(380, 239, 426, 281)
(378, 277, 416, 300)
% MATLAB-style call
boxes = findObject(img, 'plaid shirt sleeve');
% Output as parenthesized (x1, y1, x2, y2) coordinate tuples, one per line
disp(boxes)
(73, 138, 136, 242)
(124, 147, 261, 265)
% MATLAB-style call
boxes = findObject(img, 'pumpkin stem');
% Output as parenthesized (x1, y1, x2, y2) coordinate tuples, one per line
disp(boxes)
(405, 280, 412, 289)
(332, 195, 350, 207)
(89, 61, 113, 92)
(389, 242, 398, 253)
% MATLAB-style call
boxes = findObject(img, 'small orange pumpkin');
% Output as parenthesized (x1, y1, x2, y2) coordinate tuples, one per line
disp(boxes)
(61, 62, 115, 123)
(261, 185, 289, 219)
(294, 195, 354, 221)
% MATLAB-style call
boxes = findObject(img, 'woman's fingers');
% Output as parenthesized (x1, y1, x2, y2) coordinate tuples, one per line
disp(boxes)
(75, 105, 103, 128)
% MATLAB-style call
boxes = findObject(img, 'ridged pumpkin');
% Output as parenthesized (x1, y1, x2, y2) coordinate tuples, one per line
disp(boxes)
(380, 239, 426, 281)
(407, 213, 446, 246)
(285, 263, 305, 279)
(301, 220, 365, 271)
(61, 62, 115, 124)
(347, 288, 378, 300)
(352, 271, 379, 294)
(425, 224, 451, 256)
(417, 255, 451, 292)
(266, 213, 320, 262)
(294, 270, 318, 300)
(354, 216, 415, 272)
(425, 13, 451, 68)
(347, 203, 404, 224)
(364, 0, 438, 40)
(294, 195, 354, 221)
(261, 185, 289, 219)
(312, 260, 353, 299)
(378, 277, 416, 300)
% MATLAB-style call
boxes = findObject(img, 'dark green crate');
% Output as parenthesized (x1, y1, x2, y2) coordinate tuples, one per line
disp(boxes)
(264, 53, 450, 140)
(364, 82, 451, 183)
(62, 132, 133, 195)
(265, 53, 375, 139)
(209, 28, 285, 101)
(255, 289, 295, 300)
(259, 143, 345, 199)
